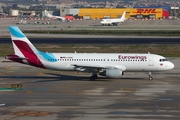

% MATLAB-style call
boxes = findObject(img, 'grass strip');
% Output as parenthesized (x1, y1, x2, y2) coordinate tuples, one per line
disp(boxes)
(1, 44, 180, 57)
(23, 30, 180, 36)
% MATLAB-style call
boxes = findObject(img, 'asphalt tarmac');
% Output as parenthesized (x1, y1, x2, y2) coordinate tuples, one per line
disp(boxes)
(0, 37, 180, 44)
(1, 18, 180, 35)
(0, 57, 180, 120)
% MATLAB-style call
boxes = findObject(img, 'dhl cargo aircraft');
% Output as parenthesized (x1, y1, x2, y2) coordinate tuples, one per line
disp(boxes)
(6, 26, 174, 81)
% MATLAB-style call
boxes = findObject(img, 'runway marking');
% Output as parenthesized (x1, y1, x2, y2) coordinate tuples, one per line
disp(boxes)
(120, 88, 136, 92)
(0, 89, 14, 91)
(83, 88, 105, 95)
(0, 103, 5, 106)
(7, 70, 14, 73)
(77, 90, 85, 94)
(26, 90, 33, 94)
(0, 85, 22, 91)
(8, 110, 55, 117)
(6, 66, 12, 69)
(38, 72, 43, 75)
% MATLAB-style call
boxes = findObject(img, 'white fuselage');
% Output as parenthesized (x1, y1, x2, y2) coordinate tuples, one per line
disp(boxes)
(100, 19, 124, 25)
(36, 53, 174, 72)
(100, 11, 126, 25)
(7, 26, 175, 80)
(45, 10, 66, 21)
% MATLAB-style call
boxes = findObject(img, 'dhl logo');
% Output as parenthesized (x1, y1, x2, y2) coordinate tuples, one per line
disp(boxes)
(135, 8, 157, 14)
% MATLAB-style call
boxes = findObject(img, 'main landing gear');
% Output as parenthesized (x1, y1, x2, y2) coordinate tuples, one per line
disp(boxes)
(90, 74, 98, 81)
(149, 72, 153, 80)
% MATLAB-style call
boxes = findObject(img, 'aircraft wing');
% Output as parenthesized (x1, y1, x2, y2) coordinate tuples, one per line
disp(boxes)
(55, 16, 66, 20)
(72, 64, 113, 69)
(111, 22, 119, 26)
(71, 64, 126, 72)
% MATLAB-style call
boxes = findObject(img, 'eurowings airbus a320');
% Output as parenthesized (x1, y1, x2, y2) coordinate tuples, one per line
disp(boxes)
(6, 26, 174, 81)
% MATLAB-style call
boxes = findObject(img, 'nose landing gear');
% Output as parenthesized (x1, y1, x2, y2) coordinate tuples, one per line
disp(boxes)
(149, 72, 153, 80)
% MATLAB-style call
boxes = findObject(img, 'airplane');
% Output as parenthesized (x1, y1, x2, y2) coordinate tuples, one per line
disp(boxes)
(44, 10, 66, 21)
(5, 26, 174, 81)
(63, 15, 75, 21)
(100, 11, 126, 26)
(18, 20, 26, 24)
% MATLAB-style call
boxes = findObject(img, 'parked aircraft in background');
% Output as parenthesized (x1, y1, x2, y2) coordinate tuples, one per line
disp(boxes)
(45, 10, 66, 21)
(63, 15, 75, 21)
(17, 20, 26, 24)
(45, 10, 75, 21)
(6, 26, 174, 81)
(100, 11, 126, 26)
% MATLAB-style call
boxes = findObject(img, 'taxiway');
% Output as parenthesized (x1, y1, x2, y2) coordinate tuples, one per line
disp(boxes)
(0, 57, 180, 120)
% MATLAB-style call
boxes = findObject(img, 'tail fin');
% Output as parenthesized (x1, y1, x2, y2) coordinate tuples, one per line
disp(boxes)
(120, 11, 126, 21)
(44, 10, 48, 15)
(45, 10, 52, 18)
(8, 26, 38, 57)
(7, 26, 45, 68)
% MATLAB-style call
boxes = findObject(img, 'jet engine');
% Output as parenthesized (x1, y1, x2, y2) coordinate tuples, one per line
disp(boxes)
(112, 23, 118, 26)
(99, 69, 123, 78)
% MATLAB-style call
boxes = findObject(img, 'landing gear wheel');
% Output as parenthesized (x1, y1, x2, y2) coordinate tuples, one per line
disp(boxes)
(89, 74, 98, 81)
(149, 77, 153, 81)
(148, 72, 153, 81)
(94, 74, 97, 79)
(90, 76, 95, 81)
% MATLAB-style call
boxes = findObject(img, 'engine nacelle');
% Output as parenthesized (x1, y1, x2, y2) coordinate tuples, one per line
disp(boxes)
(112, 22, 118, 26)
(99, 69, 123, 78)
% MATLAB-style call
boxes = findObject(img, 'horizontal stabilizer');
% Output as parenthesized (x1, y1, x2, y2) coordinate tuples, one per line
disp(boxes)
(5, 54, 27, 60)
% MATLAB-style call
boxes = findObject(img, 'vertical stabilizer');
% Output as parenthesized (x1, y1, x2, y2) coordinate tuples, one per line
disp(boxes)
(45, 10, 52, 18)
(7, 26, 45, 68)
(120, 11, 126, 21)
(8, 26, 37, 56)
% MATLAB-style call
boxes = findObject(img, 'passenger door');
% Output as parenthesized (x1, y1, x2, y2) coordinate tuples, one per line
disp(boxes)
(148, 55, 154, 66)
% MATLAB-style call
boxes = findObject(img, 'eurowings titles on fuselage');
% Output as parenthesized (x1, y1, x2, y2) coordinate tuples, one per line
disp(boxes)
(5, 26, 174, 81)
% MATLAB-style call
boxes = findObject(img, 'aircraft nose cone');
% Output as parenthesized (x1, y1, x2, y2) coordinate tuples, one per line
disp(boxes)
(170, 62, 174, 69)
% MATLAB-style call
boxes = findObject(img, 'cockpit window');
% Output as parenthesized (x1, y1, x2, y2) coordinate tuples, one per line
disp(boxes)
(159, 59, 168, 62)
